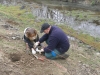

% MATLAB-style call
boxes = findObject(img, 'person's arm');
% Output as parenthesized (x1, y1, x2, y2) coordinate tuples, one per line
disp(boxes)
(39, 34, 48, 43)
(44, 36, 59, 53)
(24, 35, 33, 49)
(34, 34, 48, 48)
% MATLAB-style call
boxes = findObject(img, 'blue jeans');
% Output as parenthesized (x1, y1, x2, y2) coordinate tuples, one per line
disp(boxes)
(45, 40, 61, 59)
(45, 49, 61, 59)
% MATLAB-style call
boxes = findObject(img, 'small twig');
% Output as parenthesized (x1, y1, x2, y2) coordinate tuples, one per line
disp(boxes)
(33, 54, 38, 59)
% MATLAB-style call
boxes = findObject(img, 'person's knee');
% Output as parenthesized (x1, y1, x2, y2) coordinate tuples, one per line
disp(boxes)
(45, 53, 52, 59)
(45, 52, 57, 59)
(45, 51, 60, 59)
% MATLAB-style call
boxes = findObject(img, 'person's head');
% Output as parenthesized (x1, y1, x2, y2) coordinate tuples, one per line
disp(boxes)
(25, 28, 37, 40)
(40, 23, 51, 34)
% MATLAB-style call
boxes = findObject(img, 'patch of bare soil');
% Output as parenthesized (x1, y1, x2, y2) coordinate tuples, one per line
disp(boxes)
(0, 19, 100, 75)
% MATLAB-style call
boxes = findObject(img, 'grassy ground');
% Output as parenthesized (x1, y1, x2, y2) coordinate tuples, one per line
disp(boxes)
(0, 4, 100, 75)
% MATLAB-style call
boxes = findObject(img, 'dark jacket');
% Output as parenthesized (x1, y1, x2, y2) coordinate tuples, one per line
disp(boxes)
(39, 26, 70, 54)
(24, 35, 39, 49)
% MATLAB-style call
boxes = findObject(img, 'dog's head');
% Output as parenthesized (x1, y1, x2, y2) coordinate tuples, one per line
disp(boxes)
(24, 27, 37, 40)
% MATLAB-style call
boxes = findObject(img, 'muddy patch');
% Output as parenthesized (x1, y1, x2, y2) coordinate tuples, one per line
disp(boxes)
(9, 53, 21, 62)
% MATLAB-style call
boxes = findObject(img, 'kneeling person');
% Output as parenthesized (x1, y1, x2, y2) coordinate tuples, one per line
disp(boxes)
(35, 23, 70, 59)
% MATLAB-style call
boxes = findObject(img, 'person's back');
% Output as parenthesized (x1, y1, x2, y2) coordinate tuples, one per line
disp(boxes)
(48, 26, 70, 54)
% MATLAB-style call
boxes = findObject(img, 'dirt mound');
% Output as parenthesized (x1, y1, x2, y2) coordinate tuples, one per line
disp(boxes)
(0, 18, 100, 75)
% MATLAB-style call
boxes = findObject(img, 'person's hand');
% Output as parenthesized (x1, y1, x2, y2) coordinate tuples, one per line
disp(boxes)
(34, 41, 39, 48)
(36, 48, 44, 54)
(32, 48, 36, 55)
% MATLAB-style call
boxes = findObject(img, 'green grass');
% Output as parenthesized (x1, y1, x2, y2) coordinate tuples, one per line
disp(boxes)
(0, 4, 100, 51)
(63, 9, 99, 21)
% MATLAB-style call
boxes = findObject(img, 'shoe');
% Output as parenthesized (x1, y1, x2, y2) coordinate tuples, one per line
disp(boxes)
(56, 54, 69, 59)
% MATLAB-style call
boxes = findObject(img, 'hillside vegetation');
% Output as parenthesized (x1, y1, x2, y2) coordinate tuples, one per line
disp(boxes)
(0, 4, 100, 75)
